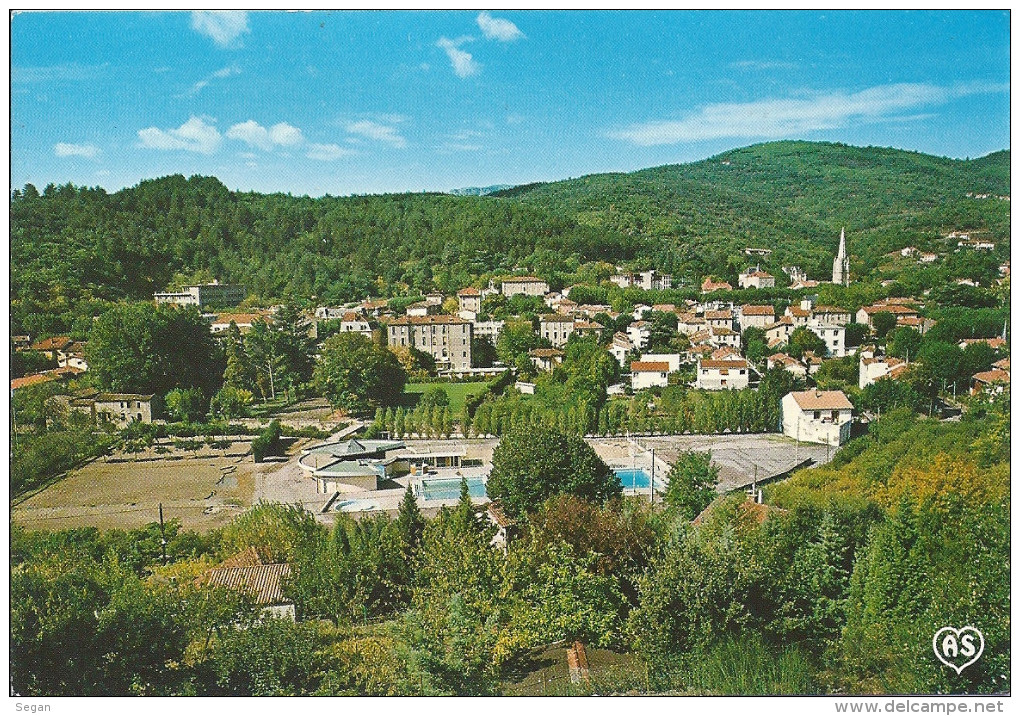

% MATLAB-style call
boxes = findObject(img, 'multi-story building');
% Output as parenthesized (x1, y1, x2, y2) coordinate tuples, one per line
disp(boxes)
(530, 348, 565, 372)
(71, 393, 157, 428)
(457, 287, 482, 314)
(640, 353, 682, 372)
(631, 361, 671, 390)
(704, 309, 734, 330)
(782, 390, 853, 445)
(472, 320, 505, 343)
(812, 305, 852, 326)
(387, 315, 473, 371)
(696, 357, 751, 390)
(738, 305, 776, 332)
(608, 332, 634, 367)
(500, 276, 550, 297)
(626, 321, 651, 350)
(806, 321, 846, 357)
(154, 282, 246, 308)
(539, 315, 575, 347)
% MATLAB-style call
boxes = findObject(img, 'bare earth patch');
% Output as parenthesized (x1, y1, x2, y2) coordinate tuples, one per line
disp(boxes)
(12, 454, 257, 533)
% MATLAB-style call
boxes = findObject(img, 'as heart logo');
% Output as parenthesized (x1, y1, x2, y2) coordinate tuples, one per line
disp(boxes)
(932, 626, 984, 674)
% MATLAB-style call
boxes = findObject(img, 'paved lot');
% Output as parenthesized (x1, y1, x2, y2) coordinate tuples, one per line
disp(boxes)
(624, 434, 832, 492)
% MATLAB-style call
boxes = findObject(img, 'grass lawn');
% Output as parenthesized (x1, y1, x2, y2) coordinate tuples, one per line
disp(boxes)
(402, 382, 489, 413)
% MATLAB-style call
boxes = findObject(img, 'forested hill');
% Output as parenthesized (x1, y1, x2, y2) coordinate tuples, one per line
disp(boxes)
(10, 141, 1009, 335)
(494, 141, 1010, 277)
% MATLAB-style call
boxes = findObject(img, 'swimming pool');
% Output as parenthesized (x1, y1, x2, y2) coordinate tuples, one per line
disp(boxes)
(419, 476, 487, 501)
(334, 499, 381, 513)
(614, 467, 660, 490)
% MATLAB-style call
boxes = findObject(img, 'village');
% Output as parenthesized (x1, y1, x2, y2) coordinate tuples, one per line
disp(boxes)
(11, 226, 1010, 552)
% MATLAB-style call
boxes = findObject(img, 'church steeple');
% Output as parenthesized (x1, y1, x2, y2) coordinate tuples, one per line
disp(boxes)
(832, 227, 849, 286)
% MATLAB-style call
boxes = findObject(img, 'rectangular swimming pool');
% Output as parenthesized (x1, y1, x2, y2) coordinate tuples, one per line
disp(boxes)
(419, 476, 487, 501)
(614, 467, 659, 490)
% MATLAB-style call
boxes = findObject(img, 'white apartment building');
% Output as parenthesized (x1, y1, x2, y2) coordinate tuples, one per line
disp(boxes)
(631, 361, 670, 390)
(695, 358, 750, 390)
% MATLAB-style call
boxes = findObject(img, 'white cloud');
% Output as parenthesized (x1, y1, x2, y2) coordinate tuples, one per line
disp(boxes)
(437, 37, 481, 78)
(138, 116, 222, 154)
(187, 65, 241, 95)
(346, 120, 407, 148)
(306, 143, 352, 161)
(191, 11, 249, 48)
(225, 120, 305, 151)
(54, 142, 100, 159)
(476, 12, 524, 42)
(269, 122, 304, 147)
(609, 82, 1009, 146)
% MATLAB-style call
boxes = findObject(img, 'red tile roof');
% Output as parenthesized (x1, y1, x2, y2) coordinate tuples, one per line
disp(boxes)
(631, 361, 671, 372)
(788, 390, 853, 410)
(10, 373, 58, 391)
(205, 564, 292, 606)
(699, 359, 749, 369)
(31, 336, 72, 352)
(973, 369, 1010, 385)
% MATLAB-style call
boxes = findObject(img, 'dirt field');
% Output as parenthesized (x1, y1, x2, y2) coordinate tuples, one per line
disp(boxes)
(13, 454, 263, 533)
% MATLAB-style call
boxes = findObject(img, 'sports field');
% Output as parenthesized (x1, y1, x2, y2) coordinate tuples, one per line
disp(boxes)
(12, 455, 257, 533)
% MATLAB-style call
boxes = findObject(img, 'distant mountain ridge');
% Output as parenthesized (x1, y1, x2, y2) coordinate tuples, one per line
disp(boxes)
(10, 141, 1010, 334)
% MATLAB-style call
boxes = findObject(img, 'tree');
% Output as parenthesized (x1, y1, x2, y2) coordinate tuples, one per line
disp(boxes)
(396, 484, 426, 559)
(787, 326, 828, 360)
(844, 322, 870, 348)
(85, 303, 221, 396)
(471, 336, 498, 368)
(314, 332, 407, 413)
(741, 326, 769, 364)
(222, 321, 253, 391)
(855, 379, 926, 415)
(486, 425, 622, 520)
(210, 385, 253, 419)
(496, 320, 544, 366)
(418, 385, 450, 411)
(164, 387, 208, 423)
(391, 345, 437, 380)
(662, 450, 719, 521)
(885, 327, 922, 360)
(870, 311, 898, 339)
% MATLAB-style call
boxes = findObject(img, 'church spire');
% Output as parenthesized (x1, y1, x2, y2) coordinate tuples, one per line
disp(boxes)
(832, 227, 849, 285)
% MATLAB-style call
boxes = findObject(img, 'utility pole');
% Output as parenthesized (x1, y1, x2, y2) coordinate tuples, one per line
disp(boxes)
(158, 502, 168, 566)
(649, 448, 655, 504)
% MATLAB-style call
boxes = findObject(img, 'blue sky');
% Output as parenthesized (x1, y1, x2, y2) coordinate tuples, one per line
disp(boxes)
(11, 10, 1010, 197)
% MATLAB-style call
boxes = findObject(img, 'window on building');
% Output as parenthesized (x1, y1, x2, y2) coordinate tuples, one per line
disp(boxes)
(814, 411, 821, 420)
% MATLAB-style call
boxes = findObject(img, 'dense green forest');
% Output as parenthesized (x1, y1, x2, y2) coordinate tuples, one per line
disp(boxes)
(11, 141, 1010, 337)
